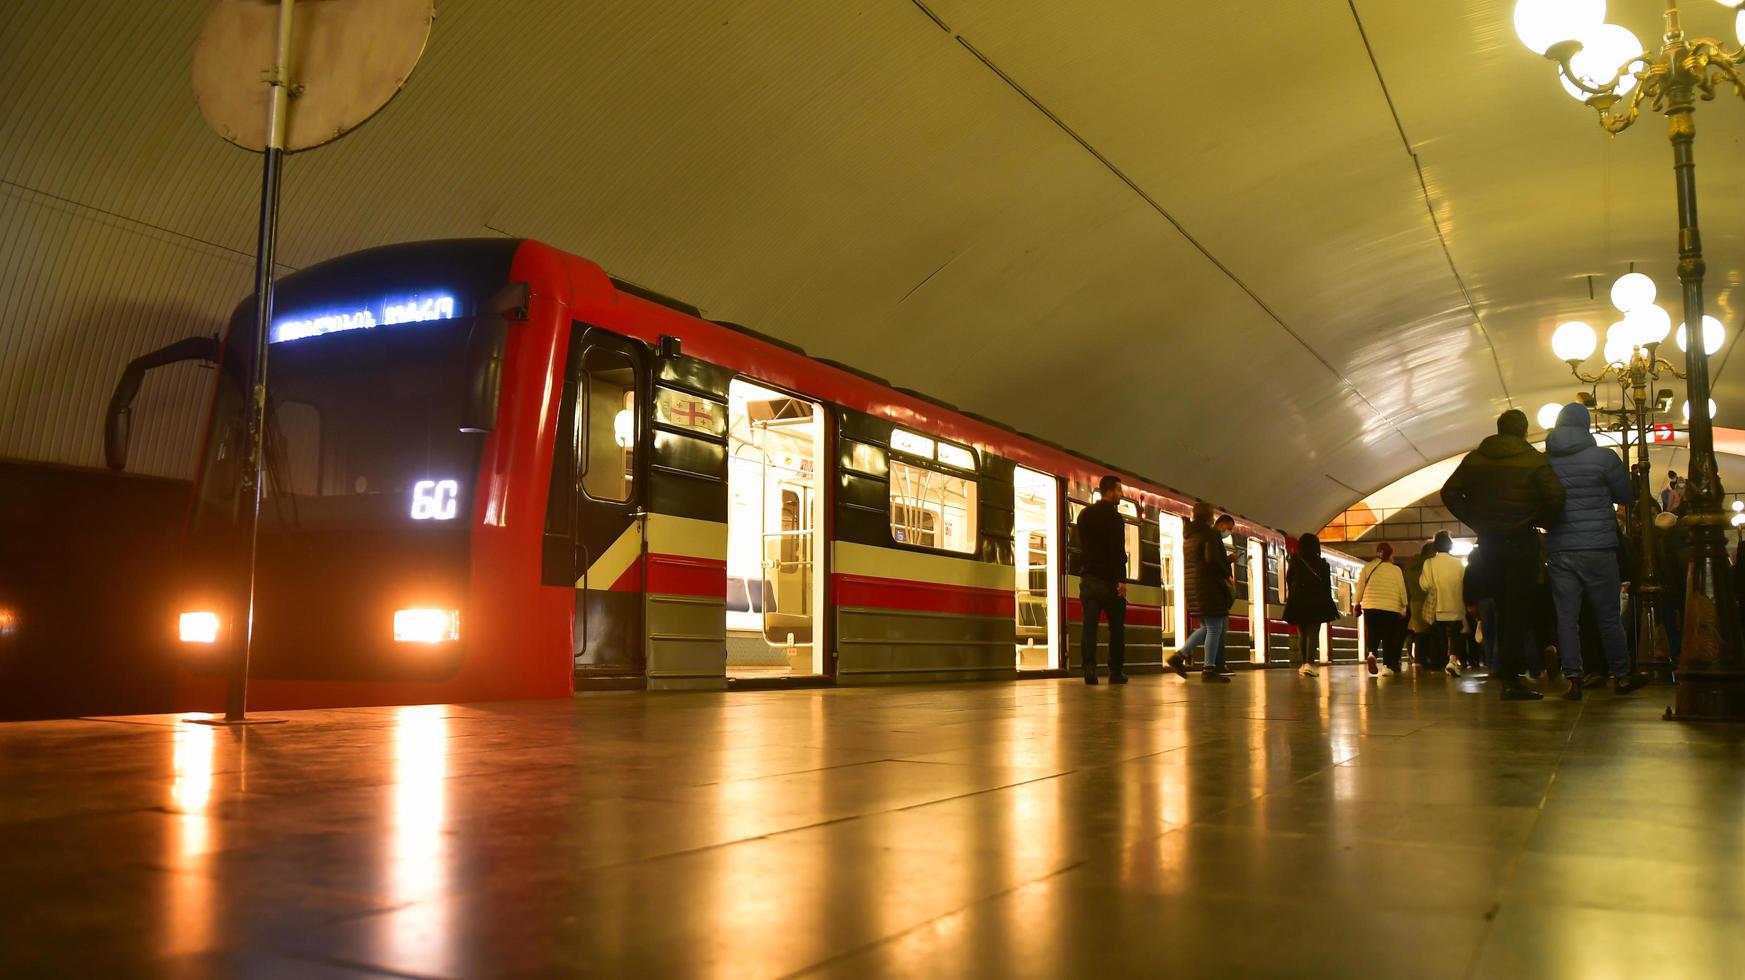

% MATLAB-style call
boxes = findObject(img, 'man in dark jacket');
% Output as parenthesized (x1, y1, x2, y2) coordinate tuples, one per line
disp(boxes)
(1441, 409, 1566, 700)
(1076, 475, 1129, 685)
(1544, 402, 1647, 698)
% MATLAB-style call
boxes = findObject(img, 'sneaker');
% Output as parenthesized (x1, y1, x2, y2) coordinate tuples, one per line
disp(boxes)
(1562, 677, 1583, 701)
(1166, 653, 1190, 679)
(1218, 664, 1235, 676)
(1083, 675, 1099, 686)
(1445, 662, 1462, 677)
(1366, 653, 1378, 676)
(1202, 669, 1231, 683)
(1581, 672, 1607, 690)
(1382, 665, 1399, 677)
(1502, 684, 1545, 701)
(1298, 663, 1318, 677)
(1110, 674, 1129, 685)
(1613, 673, 1650, 695)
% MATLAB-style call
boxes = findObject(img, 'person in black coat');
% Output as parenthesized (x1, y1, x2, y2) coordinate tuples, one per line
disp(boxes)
(1441, 409, 1566, 701)
(1283, 533, 1340, 677)
(1175, 501, 1235, 683)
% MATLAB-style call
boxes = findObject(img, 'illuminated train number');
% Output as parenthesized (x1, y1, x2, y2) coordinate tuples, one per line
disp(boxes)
(410, 479, 460, 520)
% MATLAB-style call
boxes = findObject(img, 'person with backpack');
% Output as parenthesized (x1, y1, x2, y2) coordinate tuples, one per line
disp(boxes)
(1354, 542, 1409, 676)
(1283, 533, 1340, 677)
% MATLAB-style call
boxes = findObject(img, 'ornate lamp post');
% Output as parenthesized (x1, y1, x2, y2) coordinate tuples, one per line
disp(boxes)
(1518, 0, 1745, 720)
(1545, 277, 1718, 682)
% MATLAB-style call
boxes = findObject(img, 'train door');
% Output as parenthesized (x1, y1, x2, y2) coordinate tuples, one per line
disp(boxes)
(1247, 539, 1267, 663)
(1013, 467, 1060, 670)
(1159, 513, 1186, 645)
(725, 379, 827, 677)
(543, 327, 647, 678)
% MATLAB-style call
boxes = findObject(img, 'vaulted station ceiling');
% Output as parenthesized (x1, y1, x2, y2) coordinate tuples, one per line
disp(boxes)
(4, 0, 1744, 532)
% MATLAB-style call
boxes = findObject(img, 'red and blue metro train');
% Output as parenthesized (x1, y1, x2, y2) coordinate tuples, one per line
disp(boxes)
(119, 238, 1363, 710)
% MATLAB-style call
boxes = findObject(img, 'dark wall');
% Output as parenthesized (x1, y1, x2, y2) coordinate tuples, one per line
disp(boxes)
(0, 460, 189, 720)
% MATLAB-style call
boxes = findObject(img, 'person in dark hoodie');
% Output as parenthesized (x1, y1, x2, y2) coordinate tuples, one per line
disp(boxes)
(1283, 532, 1341, 677)
(1543, 402, 1648, 699)
(1441, 409, 1566, 700)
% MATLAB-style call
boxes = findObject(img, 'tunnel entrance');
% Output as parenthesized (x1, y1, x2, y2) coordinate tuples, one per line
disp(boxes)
(725, 379, 827, 679)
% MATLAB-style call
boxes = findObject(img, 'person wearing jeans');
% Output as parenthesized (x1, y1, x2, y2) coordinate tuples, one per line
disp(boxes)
(1173, 501, 1235, 683)
(1543, 401, 1649, 699)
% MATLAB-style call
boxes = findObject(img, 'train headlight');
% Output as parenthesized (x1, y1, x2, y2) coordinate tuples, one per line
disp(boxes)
(394, 608, 460, 643)
(179, 611, 221, 644)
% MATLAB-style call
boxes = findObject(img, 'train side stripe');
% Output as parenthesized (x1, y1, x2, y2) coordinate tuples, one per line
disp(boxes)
(833, 541, 1009, 591)
(835, 573, 1014, 618)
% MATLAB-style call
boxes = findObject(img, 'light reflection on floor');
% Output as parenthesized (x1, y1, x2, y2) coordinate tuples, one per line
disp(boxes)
(4, 668, 1743, 977)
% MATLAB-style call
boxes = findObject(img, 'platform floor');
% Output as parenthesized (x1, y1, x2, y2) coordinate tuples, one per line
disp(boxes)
(3, 668, 1743, 978)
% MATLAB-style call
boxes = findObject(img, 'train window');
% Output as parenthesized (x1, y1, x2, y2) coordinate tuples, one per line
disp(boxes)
(580, 347, 637, 502)
(890, 458, 976, 553)
(891, 429, 935, 458)
(936, 442, 975, 471)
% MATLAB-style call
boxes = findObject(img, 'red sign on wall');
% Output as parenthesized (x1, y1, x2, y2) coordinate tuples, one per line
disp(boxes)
(1651, 423, 1675, 443)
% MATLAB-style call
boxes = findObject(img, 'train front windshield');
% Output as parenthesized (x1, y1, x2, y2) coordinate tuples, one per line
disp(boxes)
(195, 318, 483, 531)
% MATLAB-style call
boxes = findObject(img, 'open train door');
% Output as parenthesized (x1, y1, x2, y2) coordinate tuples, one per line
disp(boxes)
(543, 325, 650, 682)
(1247, 538, 1267, 663)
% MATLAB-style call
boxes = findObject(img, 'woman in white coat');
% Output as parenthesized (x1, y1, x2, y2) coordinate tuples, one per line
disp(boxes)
(1355, 542, 1408, 676)
(1420, 531, 1468, 676)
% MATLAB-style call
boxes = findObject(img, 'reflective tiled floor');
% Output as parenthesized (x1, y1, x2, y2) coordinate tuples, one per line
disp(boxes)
(4, 668, 1743, 977)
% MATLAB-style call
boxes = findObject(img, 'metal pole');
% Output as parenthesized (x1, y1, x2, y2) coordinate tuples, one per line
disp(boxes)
(1631, 356, 1670, 681)
(228, 0, 295, 722)
(1666, 84, 1745, 720)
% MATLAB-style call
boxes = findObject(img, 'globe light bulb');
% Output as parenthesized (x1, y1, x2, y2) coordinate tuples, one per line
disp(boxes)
(1738, 9, 1744, 47)
(1603, 320, 1635, 365)
(1610, 272, 1656, 313)
(1626, 303, 1672, 347)
(1552, 320, 1597, 362)
(1732, 512, 1745, 528)
(1515, 0, 1606, 55)
(1676, 315, 1727, 355)
(1560, 24, 1643, 101)
(1682, 398, 1718, 422)
(1732, 499, 1743, 514)
(1537, 402, 1564, 430)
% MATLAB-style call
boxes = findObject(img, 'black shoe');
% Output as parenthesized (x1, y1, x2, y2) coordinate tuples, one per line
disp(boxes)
(1218, 664, 1235, 676)
(1562, 677, 1583, 701)
(1202, 669, 1230, 683)
(1083, 675, 1099, 686)
(1581, 672, 1607, 690)
(1110, 674, 1129, 685)
(1502, 682, 1544, 701)
(1613, 673, 1650, 695)
(1166, 653, 1190, 679)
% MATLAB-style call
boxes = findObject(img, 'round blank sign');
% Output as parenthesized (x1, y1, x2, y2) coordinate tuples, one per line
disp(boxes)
(192, 0, 435, 152)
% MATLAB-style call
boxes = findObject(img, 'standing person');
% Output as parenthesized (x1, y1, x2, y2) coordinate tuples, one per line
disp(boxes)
(1404, 540, 1435, 670)
(1175, 501, 1234, 683)
(1655, 508, 1687, 673)
(1355, 543, 1409, 676)
(1283, 533, 1340, 677)
(1076, 475, 1129, 685)
(1441, 409, 1566, 700)
(1421, 532, 1467, 676)
(1543, 402, 1648, 699)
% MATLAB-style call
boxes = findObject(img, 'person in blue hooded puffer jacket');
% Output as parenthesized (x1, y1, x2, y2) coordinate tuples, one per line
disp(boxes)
(1544, 402, 1649, 699)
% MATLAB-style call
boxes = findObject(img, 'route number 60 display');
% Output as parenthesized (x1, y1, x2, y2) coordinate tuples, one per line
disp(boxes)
(410, 479, 460, 520)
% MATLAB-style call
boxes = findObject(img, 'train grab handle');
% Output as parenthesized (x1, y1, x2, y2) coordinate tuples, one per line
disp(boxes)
(104, 335, 221, 471)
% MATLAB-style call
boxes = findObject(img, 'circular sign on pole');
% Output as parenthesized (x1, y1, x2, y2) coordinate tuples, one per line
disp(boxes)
(192, 0, 435, 153)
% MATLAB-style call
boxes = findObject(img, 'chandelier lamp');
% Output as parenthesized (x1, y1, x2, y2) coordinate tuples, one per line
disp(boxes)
(1544, 272, 1727, 682)
(1517, 0, 1745, 719)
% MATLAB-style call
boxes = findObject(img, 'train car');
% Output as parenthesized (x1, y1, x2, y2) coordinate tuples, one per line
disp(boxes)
(110, 238, 1294, 710)
(1325, 549, 1367, 663)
